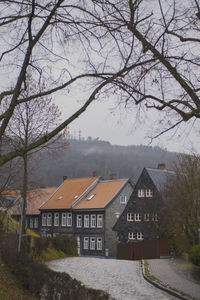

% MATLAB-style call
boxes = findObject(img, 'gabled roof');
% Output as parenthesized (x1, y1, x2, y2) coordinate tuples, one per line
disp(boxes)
(145, 167, 175, 191)
(40, 177, 99, 210)
(74, 179, 128, 209)
(9, 188, 57, 215)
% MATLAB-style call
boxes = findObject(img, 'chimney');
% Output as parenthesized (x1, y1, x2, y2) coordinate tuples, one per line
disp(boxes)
(157, 164, 166, 170)
(109, 173, 117, 180)
(92, 171, 98, 177)
(63, 175, 68, 181)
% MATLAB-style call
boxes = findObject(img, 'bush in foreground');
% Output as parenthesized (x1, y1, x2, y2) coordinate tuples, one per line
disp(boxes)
(189, 244, 200, 266)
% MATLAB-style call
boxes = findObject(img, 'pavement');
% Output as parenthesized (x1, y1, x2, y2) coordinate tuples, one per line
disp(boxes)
(146, 258, 200, 300)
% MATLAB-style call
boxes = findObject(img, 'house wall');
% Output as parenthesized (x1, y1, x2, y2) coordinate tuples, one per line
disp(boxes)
(113, 169, 161, 243)
(105, 182, 133, 257)
(73, 210, 105, 256)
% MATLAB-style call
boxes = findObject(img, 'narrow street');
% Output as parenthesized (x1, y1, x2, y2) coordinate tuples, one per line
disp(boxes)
(48, 257, 178, 300)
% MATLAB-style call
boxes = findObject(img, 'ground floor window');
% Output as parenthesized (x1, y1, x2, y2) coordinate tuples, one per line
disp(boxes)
(90, 237, 95, 250)
(83, 237, 89, 249)
(137, 232, 144, 240)
(97, 237, 102, 250)
(128, 232, 136, 240)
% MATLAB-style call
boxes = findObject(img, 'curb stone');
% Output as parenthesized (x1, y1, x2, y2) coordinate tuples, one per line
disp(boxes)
(140, 260, 195, 300)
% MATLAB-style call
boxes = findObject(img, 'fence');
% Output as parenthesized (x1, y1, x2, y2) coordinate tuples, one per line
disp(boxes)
(117, 239, 170, 260)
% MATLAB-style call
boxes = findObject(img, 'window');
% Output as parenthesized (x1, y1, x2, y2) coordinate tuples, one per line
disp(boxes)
(42, 213, 47, 226)
(90, 237, 95, 250)
(67, 213, 72, 226)
(54, 213, 59, 226)
(144, 213, 150, 222)
(84, 215, 89, 228)
(77, 215, 82, 228)
(127, 213, 134, 221)
(83, 237, 89, 249)
(128, 232, 136, 240)
(138, 189, 145, 197)
(30, 217, 34, 228)
(146, 189, 153, 197)
(152, 213, 158, 222)
(120, 195, 127, 204)
(62, 213, 67, 226)
(135, 213, 141, 222)
(34, 217, 38, 228)
(47, 213, 52, 226)
(137, 232, 144, 240)
(97, 215, 103, 228)
(91, 215, 96, 227)
(97, 237, 102, 250)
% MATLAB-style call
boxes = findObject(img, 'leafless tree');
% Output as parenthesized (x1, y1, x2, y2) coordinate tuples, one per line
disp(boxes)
(3, 73, 66, 233)
(160, 154, 200, 255)
(1, 0, 200, 167)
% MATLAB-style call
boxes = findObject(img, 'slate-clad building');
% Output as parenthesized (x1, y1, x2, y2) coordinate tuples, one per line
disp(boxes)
(40, 175, 134, 257)
(113, 164, 175, 243)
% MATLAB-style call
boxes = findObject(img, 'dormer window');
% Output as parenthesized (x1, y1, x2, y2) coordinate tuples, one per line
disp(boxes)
(138, 189, 145, 197)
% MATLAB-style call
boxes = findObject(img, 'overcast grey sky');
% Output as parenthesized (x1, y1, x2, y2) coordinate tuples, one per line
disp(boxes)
(56, 92, 200, 154)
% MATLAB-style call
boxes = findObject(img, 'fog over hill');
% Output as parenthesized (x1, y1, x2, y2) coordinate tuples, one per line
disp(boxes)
(31, 138, 178, 188)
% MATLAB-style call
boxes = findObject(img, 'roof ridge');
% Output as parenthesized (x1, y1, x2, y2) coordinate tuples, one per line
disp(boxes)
(71, 177, 100, 208)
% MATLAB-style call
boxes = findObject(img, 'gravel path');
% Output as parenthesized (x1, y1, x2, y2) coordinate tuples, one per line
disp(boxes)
(148, 259, 200, 300)
(48, 257, 178, 300)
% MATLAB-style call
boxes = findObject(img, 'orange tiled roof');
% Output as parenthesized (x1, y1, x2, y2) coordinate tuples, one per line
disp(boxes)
(40, 177, 99, 210)
(74, 179, 127, 209)
(9, 188, 57, 215)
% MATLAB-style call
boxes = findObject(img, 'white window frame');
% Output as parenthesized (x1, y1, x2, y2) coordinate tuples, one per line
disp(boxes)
(138, 189, 145, 197)
(127, 213, 134, 221)
(67, 213, 72, 227)
(83, 237, 89, 249)
(128, 232, 136, 240)
(120, 195, 127, 204)
(84, 215, 89, 228)
(54, 213, 59, 226)
(77, 215, 82, 228)
(97, 237, 102, 250)
(30, 217, 34, 228)
(90, 237, 95, 250)
(152, 213, 158, 222)
(42, 213, 47, 226)
(91, 215, 96, 228)
(135, 213, 141, 222)
(47, 213, 52, 226)
(62, 213, 67, 226)
(34, 217, 38, 228)
(97, 215, 103, 228)
(144, 213, 150, 222)
(146, 189, 153, 197)
(137, 232, 144, 240)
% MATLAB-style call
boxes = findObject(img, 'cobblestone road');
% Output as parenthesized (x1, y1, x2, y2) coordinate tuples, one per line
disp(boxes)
(48, 257, 178, 300)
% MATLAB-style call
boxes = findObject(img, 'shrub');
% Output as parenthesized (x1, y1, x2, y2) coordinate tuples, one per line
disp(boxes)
(189, 244, 200, 266)
(51, 235, 77, 256)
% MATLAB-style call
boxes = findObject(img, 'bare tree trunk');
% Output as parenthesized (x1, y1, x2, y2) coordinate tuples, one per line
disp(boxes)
(22, 153, 28, 234)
